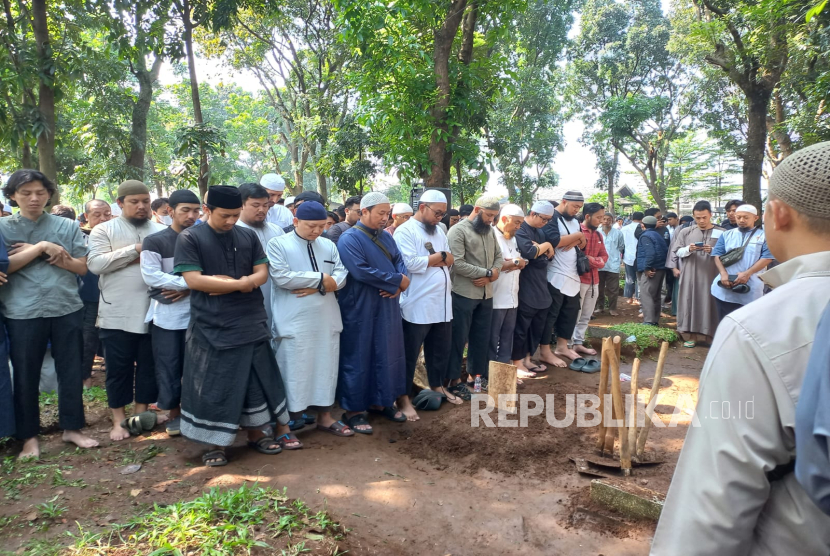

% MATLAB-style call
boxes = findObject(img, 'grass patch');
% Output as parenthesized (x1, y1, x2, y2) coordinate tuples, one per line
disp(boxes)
(1, 457, 59, 500)
(612, 322, 678, 356)
(120, 444, 164, 465)
(67, 483, 347, 555)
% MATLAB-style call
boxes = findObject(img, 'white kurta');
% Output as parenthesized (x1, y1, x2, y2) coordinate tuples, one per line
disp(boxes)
(236, 220, 284, 329)
(266, 204, 294, 229)
(267, 232, 347, 412)
(394, 218, 453, 324)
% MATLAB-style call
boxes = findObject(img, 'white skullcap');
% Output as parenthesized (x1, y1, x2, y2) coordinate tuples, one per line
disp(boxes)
(392, 203, 413, 215)
(260, 173, 285, 191)
(530, 200, 555, 216)
(419, 189, 447, 204)
(284, 196, 296, 206)
(360, 191, 390, 210)
(735, 204, 758, 215)
(500, 204, 525, 218)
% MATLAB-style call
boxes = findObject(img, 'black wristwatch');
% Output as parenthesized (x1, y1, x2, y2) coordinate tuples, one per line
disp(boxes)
(441, 251, 447, 262)
(486, 269, 493, 278)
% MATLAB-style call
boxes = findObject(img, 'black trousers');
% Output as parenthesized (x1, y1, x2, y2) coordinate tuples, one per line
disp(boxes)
(81, 301, 99, 380)
(511, 303, 548, 360)
(489, 308, 518, 363)
(151, 326, 186, 410)
(402, 320, 452, 394)
(448, 293, 493, 380)
(6, 310, 85, 439)
(715, 298, 744, 323)
(100, 328, 157, 409)
(540, 283, 581, 346)
(664, 270, 676, 303)
(597, 270, 619, 312)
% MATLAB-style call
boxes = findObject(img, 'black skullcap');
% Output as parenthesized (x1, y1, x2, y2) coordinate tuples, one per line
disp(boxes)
(206, 185, 242, 209)
(168, 190, 200, 207)
(294, 190, 326, 206)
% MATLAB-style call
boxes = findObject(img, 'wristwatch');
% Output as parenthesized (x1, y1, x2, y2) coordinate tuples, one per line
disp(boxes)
(513, 258, 521, 266)
(441, 251, 447, 262)
(486, 269, 493, 278)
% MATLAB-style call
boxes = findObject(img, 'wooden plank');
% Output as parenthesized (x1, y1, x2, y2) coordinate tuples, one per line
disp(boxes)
(636, 341, 669, 459)
(595, 337, 611, 454)
(627, 358, 641, 460)
(608, 337, 631, 475)
(488, 361, 517, 413)
(590, 479, 665, 521)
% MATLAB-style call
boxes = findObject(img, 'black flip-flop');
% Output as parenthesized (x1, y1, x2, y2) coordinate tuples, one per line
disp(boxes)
(342, 412, 373, 435)
(527, 364, 547, 373)
(247, 436, 282, 454)
(316, 420, 354, 437)
(568, 358, 588, 371)
(367, 406, 407, 422)
(448, 384, 472, 401)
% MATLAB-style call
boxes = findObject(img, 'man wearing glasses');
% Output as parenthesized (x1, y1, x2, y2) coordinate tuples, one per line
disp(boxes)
(327, 195, 362, 244)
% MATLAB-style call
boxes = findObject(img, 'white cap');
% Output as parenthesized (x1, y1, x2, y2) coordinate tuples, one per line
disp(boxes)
(530, 200, 555, 216)
(500, 204, 525, 218)
(360, 191, 390, 210)
(260, 173, 286, 191)
(284, 196, 296, 206)
(419, 189, 447, 204)
(392, 203, 413, 215)
(735, 204, 758, 215)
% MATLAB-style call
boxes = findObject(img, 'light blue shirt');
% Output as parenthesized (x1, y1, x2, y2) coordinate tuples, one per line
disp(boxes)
(599, 226, 625, 273)
(621, 221, 641, 266)
(709, 227, 772, 305)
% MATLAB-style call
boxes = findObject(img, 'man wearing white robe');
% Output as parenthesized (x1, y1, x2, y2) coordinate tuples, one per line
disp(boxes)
(261, 173, 294, 230)
(268, 200, 353, 447)
(236, 183, 285, 330)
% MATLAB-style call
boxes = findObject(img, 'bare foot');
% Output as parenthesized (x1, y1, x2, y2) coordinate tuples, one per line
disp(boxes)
(18, 438, 40, 460)
(574, 345, 597, 356)
(397, 395, 420, 421)
(434, 386, 462, 406)
(538, 354, 567, 367)
(555, 348, 582, 361)
(62, 430, 99, 449)
(517, 368, 537, 379)
(110, 424, 130, 441)
(154, 412, 169, 426)
(609, 310, 619, 316)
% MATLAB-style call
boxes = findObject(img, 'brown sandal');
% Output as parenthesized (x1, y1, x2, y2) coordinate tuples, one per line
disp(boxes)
(275, 433, 303, 450)
(316, 420, 355, 437)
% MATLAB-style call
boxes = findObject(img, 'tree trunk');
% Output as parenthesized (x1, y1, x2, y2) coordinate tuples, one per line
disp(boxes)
(31, 0, 58, 203)
(126, 55, 163, 181)
(744, 92, 770, 212)
(607, 150, 618, 214)
(181, 0, 208, 197)
(22, 140, 32, 169)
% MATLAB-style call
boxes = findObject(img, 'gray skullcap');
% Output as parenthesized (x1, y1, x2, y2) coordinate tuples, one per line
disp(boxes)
(769, 141, 830, 219)
(642, 215, 658, 227)
(475, 195, 501, 211)
(530, 200, 554, 216)
(360, 191, 390, 210)
(562, 190, 584, 202)
(117, 180, 150, 197)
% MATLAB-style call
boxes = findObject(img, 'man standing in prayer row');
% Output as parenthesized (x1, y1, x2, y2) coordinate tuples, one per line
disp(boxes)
(174, 185, 288, 466)
(151, 198, 172, 226)
(510, 202, 551, 377)
(720, 199, 742, 230)
(670, 200, 724, 347)
(395, 190, 457, 420)
(88, 180, 166, 441)
(386, 203, 413, 236)
(269, 201, 353, 446)
(651, 141, 830, 556)
(597, 212, 624, 316)
(447, 195, 503, 393)
(621, 211, 643, 305)
(710, 204, 773, 322)
(637, 216, 669, 326)
(140, 190, 201, 437)
(336, 192, 409, 434)
(537, 192, 587, 367)
(79, 200, 111, 388)
(261, 173, 294, 230)
(0, 169, 99, 458)
(572, 203, 608, 356)
(327, 195, 361, 244)
(236, 183, 285, 329)
(490, 204, 526, 370)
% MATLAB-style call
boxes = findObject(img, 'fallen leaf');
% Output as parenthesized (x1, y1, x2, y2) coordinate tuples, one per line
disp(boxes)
(130, 489, 141, 497)
(25, 511, 37, 521)
(189, 486, 199, 494)
(120, 464, 141, 475)
(152, 486, 167, 493)
(305, 533, 325, 541)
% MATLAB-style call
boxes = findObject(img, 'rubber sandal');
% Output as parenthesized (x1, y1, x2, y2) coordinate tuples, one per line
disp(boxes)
(448, 384, 472, 401)
(342, 412, 373, 435)
(166, 416, 181, 436)
(248, 436, 283, 454)
(568, 358, 588, 371)
(288, 418, 307, 431)
(683, 341, 696, 348)
(579, 360, 601, 374)
(527, 364, 547, 373)
(120, 411, 157, 436)
(202, 449, 228, 467)
(274, 433, 303, 450)
(316, 421, 355, 437)
(367, 406, 407, 422)
(413, 389, 444, 410)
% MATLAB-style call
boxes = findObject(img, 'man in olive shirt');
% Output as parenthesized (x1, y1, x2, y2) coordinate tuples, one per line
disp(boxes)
(0, 169, 99, 459)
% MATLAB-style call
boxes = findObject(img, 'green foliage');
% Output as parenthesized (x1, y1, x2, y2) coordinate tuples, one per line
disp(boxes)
(612, 322, 678, 356)
(37, 496, 67, 519)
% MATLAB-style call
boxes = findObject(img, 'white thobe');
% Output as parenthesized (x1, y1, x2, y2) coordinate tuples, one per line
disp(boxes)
(492, 231, 520, 310)
(236, 220, 284, 329)
(266, 204, 294, 229)
(267, 232, 347, 412)
(394, 218, 452, 324)
(547, 216, 580, 297)
(621, 221, 640, 266)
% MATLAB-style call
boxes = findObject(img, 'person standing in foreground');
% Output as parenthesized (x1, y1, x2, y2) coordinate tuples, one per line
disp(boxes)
(88, 180, 166, 441)
(636, 216, 668, 326)
(571, 203, 608, 356)
(710, 205, 773, 322)
(621, 211, 643, 305)
(651, 141, 830, 556)
(79, 200, 112, 388)
(140, 190, 201, 437)
(336, 192, 409, 434)
(261, 173, 294, 230)
(597, 212, 625, 316)
(0, 169, 99, 458)
(174, 185, 288, 466)
(394, 190, 457, 420)
(490, 204, 527, 370)
(446, 195, 503, 393)
(0, 231, 11, 441)
(268, 201, 352, 447)
(670, 200, 724, 347)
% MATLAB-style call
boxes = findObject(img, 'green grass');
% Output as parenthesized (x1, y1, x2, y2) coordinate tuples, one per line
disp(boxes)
(120, 444, 164, 465)
(1, 457, 59, 500)
(612, 322, 678, 356)
(37, 496, 67, 519)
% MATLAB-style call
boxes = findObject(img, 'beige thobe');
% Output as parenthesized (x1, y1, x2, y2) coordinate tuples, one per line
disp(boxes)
(651, 251, 830, 556)
(671, 224, 723, 339)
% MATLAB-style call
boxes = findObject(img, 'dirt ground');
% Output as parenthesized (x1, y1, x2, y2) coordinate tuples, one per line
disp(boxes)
(0, 302, 707, 555)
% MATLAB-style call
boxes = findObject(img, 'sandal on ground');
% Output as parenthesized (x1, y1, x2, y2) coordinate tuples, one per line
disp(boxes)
(527, 364, 547, 373)
(166, 416, 181, 436)
(447, 384, 472, 401)
(413, 389, 444, 410)
(248, 436, 283, 454)
(202, 449, 228, 467)
(288, 418, 307, 431)
(367, 406, 407, 422)
(316, 420, 354, 437)
(342, 412, 373, 435)
(120, 411, 157, 436)
(568, 358, 588, 371)
(466, 377, 489, 392)
(275, 433, 303, 450)
(683, 341, 696, 348)
(577, 360, 601, 374)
